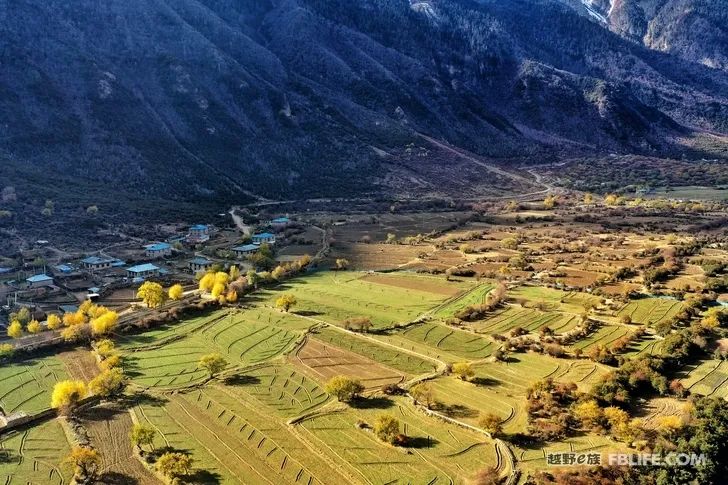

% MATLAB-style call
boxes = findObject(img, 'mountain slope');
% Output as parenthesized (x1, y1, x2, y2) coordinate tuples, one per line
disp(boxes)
(0, 0, 726, 202)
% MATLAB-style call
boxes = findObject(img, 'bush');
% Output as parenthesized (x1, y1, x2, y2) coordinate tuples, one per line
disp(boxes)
(373, 414, 400, 444)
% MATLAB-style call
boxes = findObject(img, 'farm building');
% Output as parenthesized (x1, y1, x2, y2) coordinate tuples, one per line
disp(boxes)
(81, 256, 115, 270)
(26, 274, 53, 288)
(187, 224, 210, 243)
(252, 232, 275, 245)
(270, 217, 290, 228)
(53, 264, 75, 275)
(189, 256, 213, 272)
(144, 242, 172, 258)
(126, 263, 160, 279)
(232, 244, 259, 257)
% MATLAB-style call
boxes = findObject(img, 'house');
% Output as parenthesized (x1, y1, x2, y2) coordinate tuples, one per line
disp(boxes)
(126, 263, 160, 279)
(144, 242, 172, 258)
(81, 256, 115, 271)
(26, 274, 53, 288)
(187, 224, 210, 243)
(232, 244, 259, 258)
(189, 257, 213, 272)
(53, 264, 75, 275)
(58, 304, 78, 314)
(270, 217, 290, 229)
(252, 233, 275, 245)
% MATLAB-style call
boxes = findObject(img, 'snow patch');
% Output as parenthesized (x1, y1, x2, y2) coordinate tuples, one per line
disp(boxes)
(410, 1, 438, 20)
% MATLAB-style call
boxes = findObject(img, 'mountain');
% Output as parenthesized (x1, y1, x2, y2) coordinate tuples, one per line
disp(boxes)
(1, 0, 726, 204)
(564, 0, 728, 70)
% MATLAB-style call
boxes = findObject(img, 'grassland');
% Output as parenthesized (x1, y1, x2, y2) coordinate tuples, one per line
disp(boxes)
(0, 419, 71, 484)
(260, 271, 465, 329)
(616, 297, 686, 326)
(122, 311, 302, 389)
(0, 355, 67, 415)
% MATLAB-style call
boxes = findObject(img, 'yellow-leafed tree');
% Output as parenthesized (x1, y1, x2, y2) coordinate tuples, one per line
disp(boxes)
(51, 380, 87, 412)
(90, 311, 118, 336)
(47, 313, 62, 330)
(7, 320, 23, 338)
(137, 281, 165, 308)
(168, 283, 184, 300)
(26, 319, 42, 334)
(199, 272, 215, 292)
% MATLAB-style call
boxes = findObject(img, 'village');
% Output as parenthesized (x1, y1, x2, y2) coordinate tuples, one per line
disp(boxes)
(0, 214, 313, 336)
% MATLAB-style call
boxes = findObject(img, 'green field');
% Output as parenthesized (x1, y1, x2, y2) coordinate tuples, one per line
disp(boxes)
(0, 419, 71, 484)
(509, 286, 600, 314)
(398, 322, 494, 360)
(311, 326, 437, 375)
(433, 283, 494, 317)
(299, 398, 498, 484)
(616, 297, 685, 326)
(135, 386, 348, 485)
(570, 325, 632, 352)
(123, 311, 302, 389)
(679, 359, 728, 398)
(471, 306, 581, 336)
(0, 355, 68, 415)
(260, 272, 457, 329)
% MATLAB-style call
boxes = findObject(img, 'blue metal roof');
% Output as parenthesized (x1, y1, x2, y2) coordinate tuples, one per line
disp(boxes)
(190, 257, 212, 265)
(0, 267, 13, 274)
(27, 274, 53, 283)
(145, 242, 171, 251)
(271, 217, 289, 223)
(191, 224, 208, 231)
(232, 244, 258, 252)
(81, 256, 114, 265)
(55, 264, 74, 273)
(252, 232, 275, 239)
(127, 263, 160, 273)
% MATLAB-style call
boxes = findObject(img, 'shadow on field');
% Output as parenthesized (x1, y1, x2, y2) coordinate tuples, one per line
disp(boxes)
(223, 375, 261, 386)
(350, 396, 395, 409)
(186, 468, 223, 483)
(97, 471, 142, 484)
(294, 310, 323, 317)
(470, 376, 500, 387)
(405, 435, 439, 448)
(432, 402, 477, 419)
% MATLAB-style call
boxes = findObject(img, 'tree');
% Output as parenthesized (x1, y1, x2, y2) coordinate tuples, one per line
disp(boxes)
(199, 272, 215, 292)
(374, 414, 400, 444)
(657, 415, 684, 438)
(94, 339, 115, 357)
(226, 289, 238, 303)
(61, 324, 90, 343)
(325, 376, 364, 402)
(168, 284, 184, 300)
(47, 313, 62, 330)
(26, 319, 42, 334)
(89, 368, 126, 397)
(229, 265, 240, 280)
(211, 282, 226, 298)
(7, 320, 23, 338)
(64, 446, 100, 481)
(573, 400, 604, 429)
(410, 383, 435, 409)
(335, 258, 350, 271)
(51, 380, 87, 412)
(130, 424, 156, 453)
(583, 193, 594, 204)
(247, 269, 260, 289)
(478, 413, 503, 436)
(10, 307, 31, 325)
(451, 362, 474, 381)
(137, 281, 165, 308)
(275, 294, 297, 312)
(156, 452, 192, 479)
(198, 353, 227, 378)
(543, 195, 557, 209)
(90, 311, 118, 336)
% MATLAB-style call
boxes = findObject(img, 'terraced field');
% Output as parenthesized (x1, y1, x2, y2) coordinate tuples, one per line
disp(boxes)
(0, 355, 67, 415)
(299, 398, 498, 484)
(616, 297, 685, 326)
(471, 306, 581, 336)
(509, 286, 600, 314)
(311, 327, 437, 375)
(123, 312, 302, 389)
(291, 338, 405, 390)
(433, 283, 494, 318)
(570, 325, 632, 352)
(0, 419, 71, 484)
(679, 359, 728, 398)
(134, 388, 353, 485)
(261, 272, 459, 329)
(398, 322, 494, 360)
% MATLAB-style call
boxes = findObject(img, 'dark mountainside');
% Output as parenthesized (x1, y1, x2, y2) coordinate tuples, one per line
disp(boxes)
(1, 0, 726, 206)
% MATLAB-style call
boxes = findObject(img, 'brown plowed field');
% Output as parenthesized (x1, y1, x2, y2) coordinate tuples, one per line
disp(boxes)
(292, 338, 404, 390)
